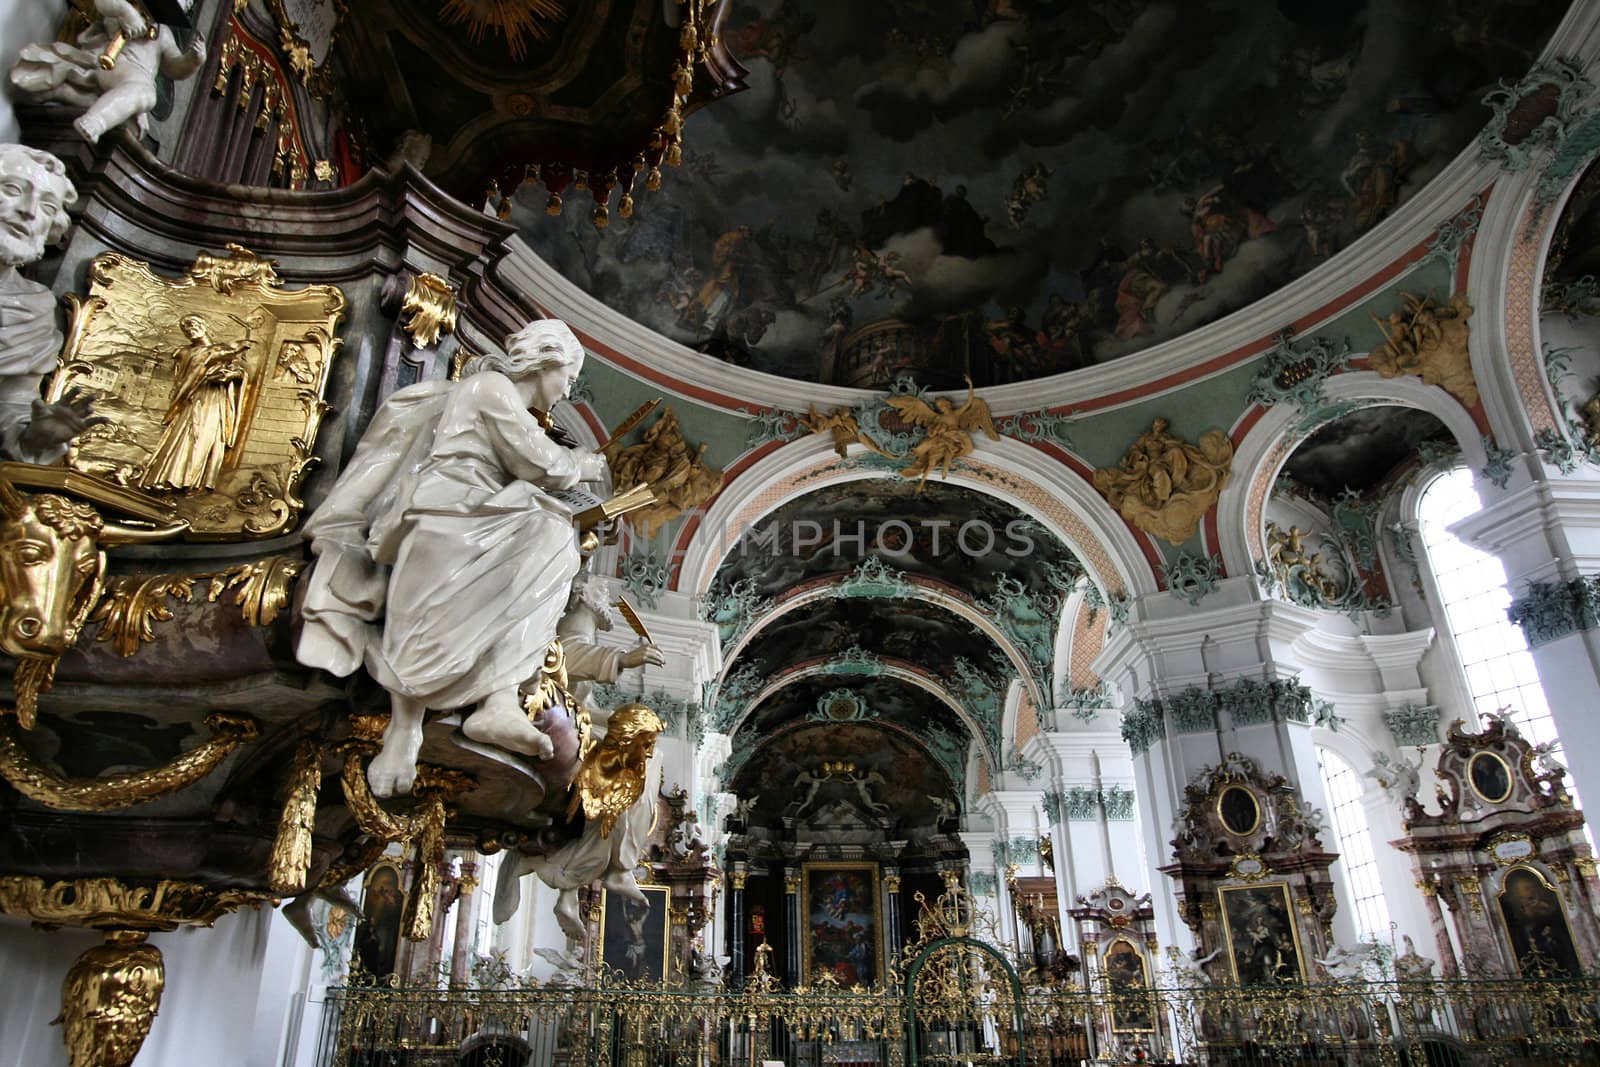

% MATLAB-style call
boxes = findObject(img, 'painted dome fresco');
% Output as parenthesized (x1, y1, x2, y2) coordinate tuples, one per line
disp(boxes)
(512, 0, 1568, 389)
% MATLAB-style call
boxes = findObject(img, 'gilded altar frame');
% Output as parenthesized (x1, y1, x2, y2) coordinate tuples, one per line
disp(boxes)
(801, 860, 883, 987)
(1217, 881, 1308, 985)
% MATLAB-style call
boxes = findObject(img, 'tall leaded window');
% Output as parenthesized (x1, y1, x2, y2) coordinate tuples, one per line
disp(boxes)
(1415, 467, 1560, 752)
(1316, 747, 1392, 942)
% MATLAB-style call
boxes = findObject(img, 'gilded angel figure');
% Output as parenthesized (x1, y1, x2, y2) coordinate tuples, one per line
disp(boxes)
(885, 376, 999, 488)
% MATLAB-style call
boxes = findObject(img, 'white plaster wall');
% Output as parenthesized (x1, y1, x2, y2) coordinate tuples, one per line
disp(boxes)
(0, 0, 59, 144)
(0, 906, 316, 1067)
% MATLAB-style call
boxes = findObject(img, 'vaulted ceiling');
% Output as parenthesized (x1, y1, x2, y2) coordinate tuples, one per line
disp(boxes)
(512, 0, 1566, 388)
(706, 478, 1080, 826)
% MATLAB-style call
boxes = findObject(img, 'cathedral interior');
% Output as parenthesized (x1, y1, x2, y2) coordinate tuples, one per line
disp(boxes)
(5, 1, 1600, 1065)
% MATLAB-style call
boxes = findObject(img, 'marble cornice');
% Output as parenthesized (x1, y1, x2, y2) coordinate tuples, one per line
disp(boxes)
(27, 113, 516, 285)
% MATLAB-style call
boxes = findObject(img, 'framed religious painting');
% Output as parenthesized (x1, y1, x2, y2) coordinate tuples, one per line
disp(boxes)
(353, 860, 404, 979)
(1218, 883, 1306, 986)
(599, 883, 670, 983)
(802, 862, 882, 987)
(1497, 866, 1583, 977)
(1103, 937, 1155, 1033)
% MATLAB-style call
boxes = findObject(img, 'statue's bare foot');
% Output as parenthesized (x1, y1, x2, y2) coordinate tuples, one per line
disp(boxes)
(463, 697, 554, 760)
(368, 741, 418, 797)
(369, 699, 425, 797)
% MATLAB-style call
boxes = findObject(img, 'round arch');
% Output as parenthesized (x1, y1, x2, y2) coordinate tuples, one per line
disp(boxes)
(726, 658, 998, 774)
(677, 433, 1155, 604)
(1217, 371, 1490, 580)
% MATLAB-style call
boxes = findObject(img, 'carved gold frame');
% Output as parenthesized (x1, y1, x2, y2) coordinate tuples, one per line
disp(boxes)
(801, 860, 884, 987)
(1103, 936, 1156, 1033)
(1217, 882, 1307, 985)
(598, 882, 671, 982)
(1468, 750, 1514, 803)
(1494, 864, 1582, 977)
(46, 247, 345, 541)
(1216, 784, 1261, 837)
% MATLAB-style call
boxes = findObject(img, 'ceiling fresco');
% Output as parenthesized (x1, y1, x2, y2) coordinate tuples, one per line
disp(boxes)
(729, 722, 956, 829)
(739, 675, 970, 749)
(706, 479, 1080, 604)
(1279, 406, 1450, 498)
(516, 0, 1566, 388)
(729, 593, 1011, 682)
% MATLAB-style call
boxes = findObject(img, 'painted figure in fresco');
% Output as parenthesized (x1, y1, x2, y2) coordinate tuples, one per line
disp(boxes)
(1184, 184, 1277, 282)
(841, 245, 912, 299)
(10, 0, 206, 144)
(1341, 133, 1411, 234)
(0, 143, 97, 466)
(682, 225, 753, 331)
(140, 316, 250, 491)
(1006, 162, 1052, 228)
(297, 319, 609, 797)
(1112, 238, 1190, 340)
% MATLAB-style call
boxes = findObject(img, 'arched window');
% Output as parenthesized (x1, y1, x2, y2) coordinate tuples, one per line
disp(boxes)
(1316, 747, 1392, 942)
(1415, 467, 1560, 752)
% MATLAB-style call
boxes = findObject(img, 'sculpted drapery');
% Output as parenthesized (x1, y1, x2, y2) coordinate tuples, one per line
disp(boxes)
(297, 319, 607, 795)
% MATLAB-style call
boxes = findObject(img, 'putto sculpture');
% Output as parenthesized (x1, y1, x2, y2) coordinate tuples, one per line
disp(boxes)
(10, 0, 207, 144)
(0, 142, 96, 465)
(297, 319, 610, 796)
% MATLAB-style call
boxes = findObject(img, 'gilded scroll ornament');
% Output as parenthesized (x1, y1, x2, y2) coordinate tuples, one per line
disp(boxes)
(399, 272, 458, 349)
(606, 406, 724, 539)
(336, 749, 466, 941)
(269, 741, 324, 895)
(0, 875, 272, 931)
(1369, 292, 1478, 407)
(56, 930, 165, 1067)
(1093, 418, 1234, 545)
(89, 555, 307, 656)
(0, 711, 257, 811)
(46, 245, 346, 539)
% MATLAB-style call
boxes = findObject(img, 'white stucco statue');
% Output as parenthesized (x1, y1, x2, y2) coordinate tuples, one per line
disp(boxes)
(297, 319, 608, 796)
(557, 570, 665, 710)
(0, 143, 100, 465)
(10, 0, 206, 144)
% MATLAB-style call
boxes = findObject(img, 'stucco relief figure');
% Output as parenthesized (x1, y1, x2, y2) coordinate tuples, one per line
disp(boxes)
(605, 406, 724, 539)
(139, 316, 249, 491)
(0, 143, 98, 466)
(9, 0, 206, 144)
(297, 320, 608, 797)
(1369, 292, 1477, 407)
(885, 376, 999, 488)
(1092, 418, 1234, 545)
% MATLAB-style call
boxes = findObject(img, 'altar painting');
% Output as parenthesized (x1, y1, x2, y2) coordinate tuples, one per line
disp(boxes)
(803, 862, 882, 987)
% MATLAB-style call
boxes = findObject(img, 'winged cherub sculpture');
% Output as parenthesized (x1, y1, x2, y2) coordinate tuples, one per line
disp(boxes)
(885, 376, 999, 488)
